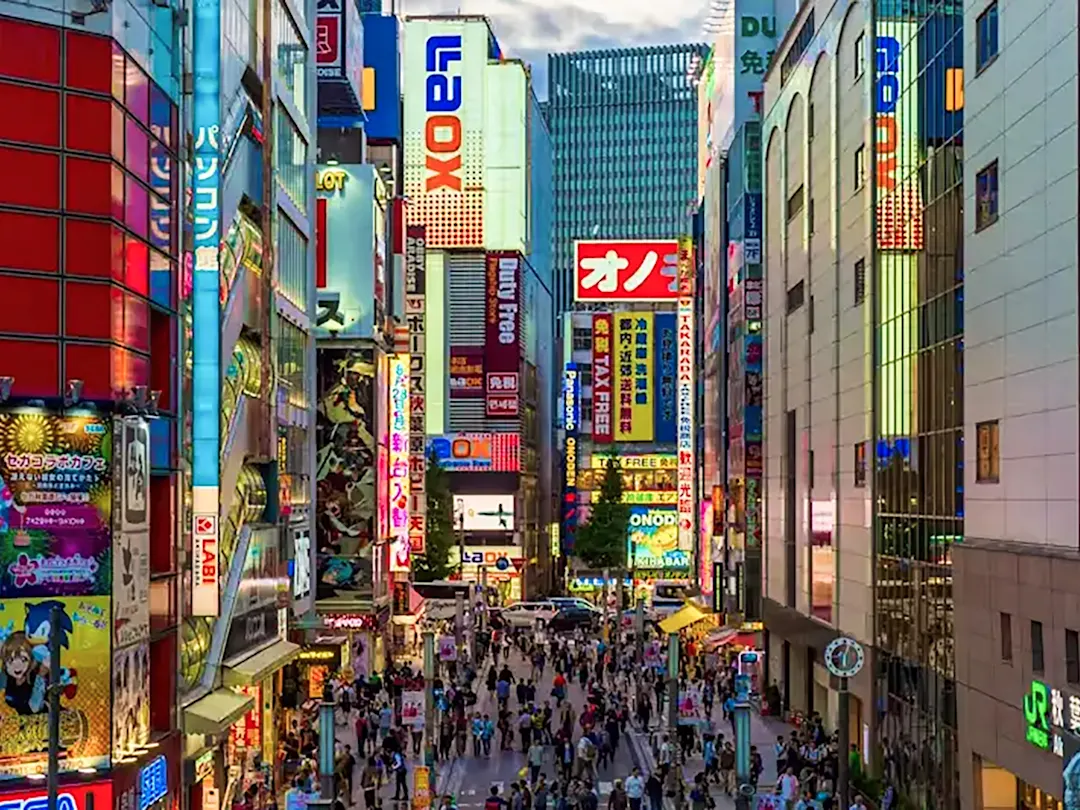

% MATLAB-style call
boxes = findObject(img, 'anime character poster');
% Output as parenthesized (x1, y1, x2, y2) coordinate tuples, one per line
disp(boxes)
(315, 349, 376, 599)
(0, 596, 111, 776)
(112, 417, 150, 648)
(0, 412, 112, 599)
(111, 641, 150, 759)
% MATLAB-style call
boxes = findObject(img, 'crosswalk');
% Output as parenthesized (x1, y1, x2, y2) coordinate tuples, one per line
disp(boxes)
(453, 782, 617, 807)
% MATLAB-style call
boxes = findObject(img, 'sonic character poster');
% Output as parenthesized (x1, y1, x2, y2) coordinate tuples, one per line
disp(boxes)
(0, 596, 110, 776)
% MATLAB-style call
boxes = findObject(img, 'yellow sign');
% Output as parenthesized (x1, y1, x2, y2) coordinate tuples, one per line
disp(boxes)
(621, 491, 677, 505)
(613, 312, 655, 441)
(566, 436, 577, 488)
(316, 170, 348, 192)
(592, 454, 676, 470)
(298, 649, 336, 661)
(413, 766, 432, 810)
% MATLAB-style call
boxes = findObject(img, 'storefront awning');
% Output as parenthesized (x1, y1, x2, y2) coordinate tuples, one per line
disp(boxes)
(703, 628, 759, 651)
(658, 603, 709, 634)
(184, 688, 256, 735)
(223, 640, 301, 688)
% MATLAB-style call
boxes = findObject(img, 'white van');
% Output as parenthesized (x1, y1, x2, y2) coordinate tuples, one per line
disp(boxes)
(501, 601, 559, 628)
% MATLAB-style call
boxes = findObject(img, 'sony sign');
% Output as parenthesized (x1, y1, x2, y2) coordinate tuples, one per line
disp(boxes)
(424, 34, 463, 192)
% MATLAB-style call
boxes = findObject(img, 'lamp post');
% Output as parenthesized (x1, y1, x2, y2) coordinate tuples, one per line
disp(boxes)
(666, 632, 679, 734)
(319, 683, 337, 799)
(733, 673, 753, 810)
(422, 630, 436, 783)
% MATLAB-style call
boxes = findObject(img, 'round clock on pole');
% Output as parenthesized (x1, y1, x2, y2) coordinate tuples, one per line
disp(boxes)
(824, 637, 865, 679)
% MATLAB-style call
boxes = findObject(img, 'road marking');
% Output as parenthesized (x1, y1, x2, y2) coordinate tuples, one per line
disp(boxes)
(598, 782, 613, 796)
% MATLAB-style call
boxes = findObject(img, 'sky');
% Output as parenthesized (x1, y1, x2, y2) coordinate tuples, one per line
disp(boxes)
(398, 0, 712, 98)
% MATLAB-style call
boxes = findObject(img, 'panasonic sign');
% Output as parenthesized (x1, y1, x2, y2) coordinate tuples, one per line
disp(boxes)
(424, 34, 463, 192)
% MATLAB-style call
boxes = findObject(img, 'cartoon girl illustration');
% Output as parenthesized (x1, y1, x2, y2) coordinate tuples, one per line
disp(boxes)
(0, 631, 45, 715)
(0, 473, 26, 534)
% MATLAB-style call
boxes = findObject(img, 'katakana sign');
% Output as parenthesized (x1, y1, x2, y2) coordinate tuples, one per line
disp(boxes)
(574, 240, 680, 302)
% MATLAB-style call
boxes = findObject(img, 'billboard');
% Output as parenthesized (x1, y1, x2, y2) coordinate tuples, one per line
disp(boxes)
(613, 313, 654, 442)
(676, 237, 696, 552)
(405, 227, 427, 555)
(654, 313, 677, 443)
(316, 348, 377, 600)
(0, 596, 111, 775)
(448, 348, 485, 398)
(112, 641, 150, 760)
(483, 62, 529, 252)
(316, 0, 365, 116)
(0, 783, 112, 810)
(403, 20, 487, 248)
(361, 15, 402, 141)
(388, 354, 410, 572)
(453, 495, 515, 532)
(626, 507, 688, 571)
(562, 364, 579, 554)
(590, 454, 676, 470)
(452, 547, 524, 570)
(590, 314, 613, 444)
(113, 416, 150, 648)
(427, 434, 520, 473)
(484, 253, 520, 418)
(0, 411, 112, 599)
(875, 25, 923, 251)
(573, 240, 679, 302)
(315, 165, 382, 339)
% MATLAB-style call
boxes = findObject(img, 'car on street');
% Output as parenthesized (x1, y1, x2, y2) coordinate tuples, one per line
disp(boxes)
(500, 600, 559, 628)
(549, 597, 603, 614)
(546, 605, 600, 632)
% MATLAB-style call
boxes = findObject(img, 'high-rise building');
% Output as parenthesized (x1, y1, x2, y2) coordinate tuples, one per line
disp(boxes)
(547, 44, 708, 316)
(953, 0, 1078, 806)
(760, 1, 964, 807)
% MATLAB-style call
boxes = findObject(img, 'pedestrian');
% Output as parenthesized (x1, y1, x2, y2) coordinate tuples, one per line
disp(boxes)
(624, 768, 644, 810)
(529, 739, 546, 784)
(657, 735, 674, 779)
(360, 757, 380, 810)
(482, 713, 495, 756)
(644, 773, 663, 810)
(411, 713, 424, 757)
(473, 712, 486, 757)
(390, 749, 408, 801)
(535, 776, 550, 810)
(607, 780, 627, 810)
(778, 767, 800, 810)
(510, 784, 524, 810)
(485, 786, 508, 810)
(718, 742, 735, 796)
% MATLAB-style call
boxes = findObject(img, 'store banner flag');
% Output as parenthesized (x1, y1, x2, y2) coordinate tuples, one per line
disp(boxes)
(437, 635, 457, 662)
(653, 313, 677, 443)
(113, 416, 150, 648)
(613, 312, 654, 442)
(401, 691, 425, 727)
(590, 314, 613, 443)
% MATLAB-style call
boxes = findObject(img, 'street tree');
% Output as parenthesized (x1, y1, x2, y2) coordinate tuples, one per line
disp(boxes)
(412, 451, 456, 581)
(574, 455, 630, 569)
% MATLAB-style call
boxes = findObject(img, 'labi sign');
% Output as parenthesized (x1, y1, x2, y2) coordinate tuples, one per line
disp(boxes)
(1023, 679, 1080, 757)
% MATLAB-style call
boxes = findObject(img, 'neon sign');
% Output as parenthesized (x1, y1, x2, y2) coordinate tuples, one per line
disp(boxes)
(389, 354, 411, 571)
(676, 237, 696, 552)
(424, 34, 463, 192)
(875, 30, 923, 250)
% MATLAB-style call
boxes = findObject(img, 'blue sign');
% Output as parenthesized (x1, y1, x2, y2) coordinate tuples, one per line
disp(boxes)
(744, 193, 762, 264)
(653, 313, 677, 443)
(562, 363, 579, 554)
(362, 16, 402, 142)
(139, 755, 169, 810)
(192, 0, 222, 496)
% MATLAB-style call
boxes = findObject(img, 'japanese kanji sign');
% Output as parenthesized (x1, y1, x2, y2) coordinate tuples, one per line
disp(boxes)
(676, 236, 696, 550)
(591, 314, 614, 444)
(613, 312, 655, 442)
(653, 313, 677, 443)
(574, 240, 680, 302)
(388, 354, 411, 572)
(405, 226, 426, 554)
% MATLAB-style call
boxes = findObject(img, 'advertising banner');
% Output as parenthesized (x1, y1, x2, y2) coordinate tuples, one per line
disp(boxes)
(113, 417, 150, 648)
(574, 240, 680, 302)
(315, 165, 381, 339)
(0, 412, 112, 599)
(744, 193, 762, 264)
(361, 16, 402, 142)
(0, 782, 113, 810)
(654, 313, 677, 443)
(453, 495, 515, 532)
(676, 237, 696, 553)
(626, 507, 688, 571)
(437, 635, 457, 662)
(316, 348, 377, 600)
(405, 226, 426, 555)
(613, 313, 655, 442)
(590, 314, 613, 443)
(403, 20, 487, 248)
(401, 691, 425, 727)
(484, 253, 521, 418)
(388, 354, 411, 572)
(315, 0, 364, 117)
(0, 596, 110, 775)
(452, 547, 524, 570)
(112, 640, 150, 759)
(427, 434, 521, 473)
(448, 348, 485, 398)
(562, 364, 579, 554)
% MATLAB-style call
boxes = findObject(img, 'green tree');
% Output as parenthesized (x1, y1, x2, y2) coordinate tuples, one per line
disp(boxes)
(412, 451, 456, 581)
(575, 456, 630, 569)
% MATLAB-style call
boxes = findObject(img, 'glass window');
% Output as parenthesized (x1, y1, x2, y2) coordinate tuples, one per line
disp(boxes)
(276, 109, 308, 214)
(976, 160, 999, 230)
(273, 0, 308, 113)
(1032, 620, 1045, 673)
(854, 32, 865, 80)
(854, 144, 866, 190)
(277, 212, 308, 311)
(976, 2, 998, 72)
(276, 317, 310, 409)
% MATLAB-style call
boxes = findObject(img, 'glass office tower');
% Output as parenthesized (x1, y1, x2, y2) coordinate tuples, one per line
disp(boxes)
(547, 44, 708, 314)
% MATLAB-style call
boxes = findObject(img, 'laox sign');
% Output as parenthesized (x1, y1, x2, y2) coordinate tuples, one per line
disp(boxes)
(424, 35, 463, 192)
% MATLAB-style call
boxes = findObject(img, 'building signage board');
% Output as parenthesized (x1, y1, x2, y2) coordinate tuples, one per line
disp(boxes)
(192, 511, 220, 616)
(590, 314, 614, 443)
(591, 454, 676, 470)
(484, 253, 521, 418)
(316, 0, 364, 116)
(1023, 678, 1077, 757)
(113, 416, 150, 648)
(453, 495, 516, 532)
(389, 354, 411, 572)
(626, 506, 689, 570)
(449, 348, 485, 398)
(573, 240, 680, 302)
(654, 313, 677, 443)
(427, 433, 521, 473)
(613, 312, 655, 442)
(563, 363, 579, 554)
(361, 15, 402, 141)
(0, 783, 113, 810)
(676, 236, 696, 552)
(405, 226, 427, 554)
(744, 193, 762, 264)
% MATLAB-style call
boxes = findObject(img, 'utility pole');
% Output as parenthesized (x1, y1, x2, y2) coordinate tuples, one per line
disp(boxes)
(733, 672, 753, 810)
(422, 630, 436, 785)
(838, 677, 851, 810)
(318, 683, 337, 799)
(666, 632, 679, 734)
(454, 591, 464, 653)
(47, 605, 62, 810)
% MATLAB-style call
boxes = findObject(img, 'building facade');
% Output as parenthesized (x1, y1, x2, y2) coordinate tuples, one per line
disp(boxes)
(547, 44, 707, 317)
(760, 1, 964, 807)
(953, 0, 1078, 807)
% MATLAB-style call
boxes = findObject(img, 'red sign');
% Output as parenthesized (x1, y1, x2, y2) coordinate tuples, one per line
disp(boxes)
(591, 314, 613, 443)
(315, 15, 341, 67)
(484, 253, 520, 418)
(449, 348, 485, 398)
(0, 782, 112, 810)
(574, 240, 680, 302)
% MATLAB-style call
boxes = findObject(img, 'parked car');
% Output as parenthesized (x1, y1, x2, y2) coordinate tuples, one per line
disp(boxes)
(549, 597, 603, 614)
(501, 601, 559, 628)
(547, 606, 600, 633)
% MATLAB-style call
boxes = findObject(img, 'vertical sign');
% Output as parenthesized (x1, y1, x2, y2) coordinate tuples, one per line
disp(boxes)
(192, 0, 222, 617)
(484, 253, 521, 418)
(654, 313, 677, 443)
(676, 236, 696, 553)
(613, 313, 655, 442)
(113, 417, 150, 647)
(562, 364, 579, 555)
(389, 354, 411, 572)
(316, 4, 343, 75)
(405, 226, 427, 554)
(591, 314, 613, 443)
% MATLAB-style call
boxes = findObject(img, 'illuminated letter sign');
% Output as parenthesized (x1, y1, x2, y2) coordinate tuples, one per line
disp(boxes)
(676, 237, 695, 552)
(389, 354, 411, 571)
(316, 170, 348, 192)
(563, 364, 579, 554)
(875, 31, 923, 251)
(425, 35, 463, 192)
